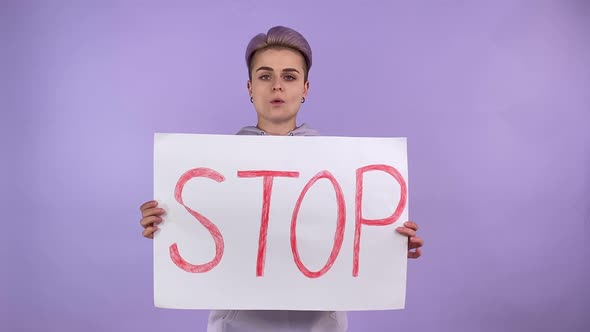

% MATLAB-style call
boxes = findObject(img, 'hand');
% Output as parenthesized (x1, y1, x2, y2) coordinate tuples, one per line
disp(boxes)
(396, 221, 423, 259)
(139, 200, 166, 239)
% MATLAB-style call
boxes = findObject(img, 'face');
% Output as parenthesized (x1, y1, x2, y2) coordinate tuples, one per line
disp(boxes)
(247, 48, 309, 128)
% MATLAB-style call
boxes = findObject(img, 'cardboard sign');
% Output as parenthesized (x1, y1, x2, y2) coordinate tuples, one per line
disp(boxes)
(153, 134, 409, 310)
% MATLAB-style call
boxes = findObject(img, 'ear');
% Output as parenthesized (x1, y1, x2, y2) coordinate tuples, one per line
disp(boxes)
(247, 80, 252, 96)
(303, 80, 310, 97)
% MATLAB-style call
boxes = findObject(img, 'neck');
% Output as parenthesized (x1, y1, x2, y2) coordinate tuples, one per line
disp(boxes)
(256, 119, 298, 136)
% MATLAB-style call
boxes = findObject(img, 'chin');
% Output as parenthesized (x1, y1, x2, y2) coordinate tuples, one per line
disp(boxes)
(259, 110, 298, 124)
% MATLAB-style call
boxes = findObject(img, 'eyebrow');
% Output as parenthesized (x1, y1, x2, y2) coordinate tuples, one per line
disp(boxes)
(255, 66, 300, 74)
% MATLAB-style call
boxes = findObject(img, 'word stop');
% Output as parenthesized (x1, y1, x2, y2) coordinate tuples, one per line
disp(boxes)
(168, 165, 407, 278)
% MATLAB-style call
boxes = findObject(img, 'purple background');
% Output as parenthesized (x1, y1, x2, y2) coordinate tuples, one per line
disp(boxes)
(2, 1, 589, 331)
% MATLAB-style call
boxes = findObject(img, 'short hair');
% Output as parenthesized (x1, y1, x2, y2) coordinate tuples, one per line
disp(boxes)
(245, 26, 312, 81)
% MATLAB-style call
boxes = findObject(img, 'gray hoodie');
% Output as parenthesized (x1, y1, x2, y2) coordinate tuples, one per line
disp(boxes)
(206, 124, 348, 332)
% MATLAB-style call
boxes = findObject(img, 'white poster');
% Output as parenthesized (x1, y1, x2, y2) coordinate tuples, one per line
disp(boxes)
(153, 134, 409, 311)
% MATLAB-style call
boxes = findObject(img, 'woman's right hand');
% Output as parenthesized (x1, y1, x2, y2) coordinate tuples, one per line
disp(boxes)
(139, 200, 166, 239)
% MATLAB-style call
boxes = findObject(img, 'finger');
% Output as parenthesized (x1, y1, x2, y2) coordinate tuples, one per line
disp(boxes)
(142, 226, 158, 239)
(142, 207, 166, 218)
(140, 200, 158, 212)
(396, 227, 416, 238)
(140, 215, 163, 228)
(403, 221, 419, 231)
(408, 236, 424, 249)
(408, 248, 422, 259)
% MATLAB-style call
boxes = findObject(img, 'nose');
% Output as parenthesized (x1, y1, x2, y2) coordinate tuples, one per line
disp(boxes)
(272, 80, 283, 91)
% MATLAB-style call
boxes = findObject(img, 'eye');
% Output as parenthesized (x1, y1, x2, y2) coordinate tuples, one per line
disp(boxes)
(284, 75, 297, 81)
(259, 74, 271, 80)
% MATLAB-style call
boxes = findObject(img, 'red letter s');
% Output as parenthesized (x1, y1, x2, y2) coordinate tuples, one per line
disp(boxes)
(170, 168, 225, 273)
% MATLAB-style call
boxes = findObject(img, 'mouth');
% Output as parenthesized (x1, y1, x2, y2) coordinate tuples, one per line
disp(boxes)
(270, 98, 285, 105)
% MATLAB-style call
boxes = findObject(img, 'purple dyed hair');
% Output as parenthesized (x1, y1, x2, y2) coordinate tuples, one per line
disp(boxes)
(245, 26, 312, 81)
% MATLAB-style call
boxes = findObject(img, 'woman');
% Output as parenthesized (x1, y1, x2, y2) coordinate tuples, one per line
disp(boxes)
(139, 26, 424, 332)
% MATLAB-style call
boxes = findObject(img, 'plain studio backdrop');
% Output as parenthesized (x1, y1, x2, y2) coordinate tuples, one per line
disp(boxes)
(1, 0, 589, 331)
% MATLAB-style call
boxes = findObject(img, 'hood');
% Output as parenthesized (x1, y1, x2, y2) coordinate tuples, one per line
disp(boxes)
(235, 123, 319, 136)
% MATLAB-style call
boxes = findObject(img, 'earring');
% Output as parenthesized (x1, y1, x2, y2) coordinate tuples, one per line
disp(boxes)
(250, 97, 253, 103)
(301, 97, 306, 103)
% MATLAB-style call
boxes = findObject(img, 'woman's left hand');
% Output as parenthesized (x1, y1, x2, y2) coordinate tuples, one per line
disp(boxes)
(396, 221, 423, 259)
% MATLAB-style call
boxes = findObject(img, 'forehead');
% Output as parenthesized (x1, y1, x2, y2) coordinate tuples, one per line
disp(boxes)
(251, 48, 306, 70)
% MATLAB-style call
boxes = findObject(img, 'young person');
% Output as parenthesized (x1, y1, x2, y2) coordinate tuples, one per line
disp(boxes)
(139, 26, 424, 332)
